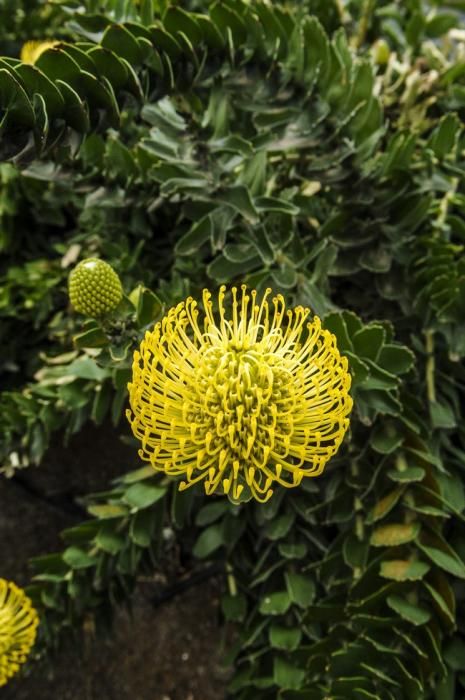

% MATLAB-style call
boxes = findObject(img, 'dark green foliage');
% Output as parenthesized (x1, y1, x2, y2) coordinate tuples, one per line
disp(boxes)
(1, 1, 465, 698)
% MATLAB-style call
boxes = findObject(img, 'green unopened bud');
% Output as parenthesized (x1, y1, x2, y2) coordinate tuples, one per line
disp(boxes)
(69, 258, 123, 317)
(372, 39, 391, 66)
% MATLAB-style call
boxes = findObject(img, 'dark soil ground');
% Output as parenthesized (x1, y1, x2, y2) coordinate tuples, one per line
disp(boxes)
(0, 420, 229, 700)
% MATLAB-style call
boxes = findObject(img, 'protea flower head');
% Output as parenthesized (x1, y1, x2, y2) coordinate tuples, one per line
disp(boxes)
(20, 40, 59, 65)
(68, 258, 123, 318)
(0, 579, 39, 687)
(127, 286, 352, 503)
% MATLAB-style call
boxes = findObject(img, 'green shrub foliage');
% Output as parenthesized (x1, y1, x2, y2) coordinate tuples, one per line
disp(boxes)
(1, 1, 465, 698)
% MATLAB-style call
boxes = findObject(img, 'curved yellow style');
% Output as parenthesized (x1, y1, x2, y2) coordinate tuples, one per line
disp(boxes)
(127, 286, 352, 503)
(0, 579, 39, 687)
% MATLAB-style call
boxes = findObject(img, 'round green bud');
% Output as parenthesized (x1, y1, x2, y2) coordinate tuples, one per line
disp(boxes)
(372, 39, 391, 66)
(68, 258, 123, 317)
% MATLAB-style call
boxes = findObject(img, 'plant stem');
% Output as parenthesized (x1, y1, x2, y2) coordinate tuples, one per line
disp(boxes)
(425, 330, 436, 403)
(354, 0, 375, 48)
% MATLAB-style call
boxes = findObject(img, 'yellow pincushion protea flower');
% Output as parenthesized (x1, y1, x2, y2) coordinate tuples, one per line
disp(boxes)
(20, 40, 59, 65)
(0, 579, 39, 687)
(127, 286, 352, 503)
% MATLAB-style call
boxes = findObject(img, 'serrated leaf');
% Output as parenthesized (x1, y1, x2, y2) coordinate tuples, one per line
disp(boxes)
(387, 467, 425, 483)
(368, 487, 404, 524)
(386, 595, 430, 625)
(380, 560, 430, 581)
(417, 543, 465, 579)
(352, 325, 386, 362)
(370, 522, 420, 547)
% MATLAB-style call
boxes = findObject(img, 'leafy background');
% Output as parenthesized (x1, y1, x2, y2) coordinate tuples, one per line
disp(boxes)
(1, 0, 465, 698)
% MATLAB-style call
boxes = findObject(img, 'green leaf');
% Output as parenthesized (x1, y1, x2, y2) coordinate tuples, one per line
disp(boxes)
(56, 79, 90, 132)
(278, 542, 308, 559)
(87, 503, 129, 519)
(14, 63, 64, 118)
(370, 522, 420, 547)
(423, 581, 455, 627)
(352, 325, 386, 362)
(428, 113, 461, 159)
(0, 69, 34, 127)
(380, 560, 430, 581)
(387, 467, 425, 483)
(175, 216, 212, 255)
(221, 592, 247, 621)
(259, 591, 291, 615)
(65, 357, 108, 382)
(210, 2, 247, 45)
(133, 286, 163, 327)
(323, 312, 353, 353)
(430, 401, 457, 429)
(35, 47, 80, 85)
(215, 185, 259, 224)
(123, 482, 166, 510)
(63, 546, 96, 569)
(426, 13, 458, 39)
(95, 522, 125, 554)
(195, 501, 229, 526)
(273, 656, 306, 690)
(269, 625, 302, 651)
(417, 543, 465, 579)
(164, 7, 203, 45)
(193, 523, 224, 558)
(254, 196, 299, 215)
(207, 253, 261, 283)
(102, 24, 144, 65)
(263, 513, 295, 540)
(285, 572, 315, 608)
(386, 595, 430, 626)
(370, 422, 403, 454)
(88, 46, 129, 89)
(367, 487, 405, 524)
(73, 327, 108, 349)
(443, 639, 465, 671)
(130, 507, 157, 547)
(343, 534, 369, 569)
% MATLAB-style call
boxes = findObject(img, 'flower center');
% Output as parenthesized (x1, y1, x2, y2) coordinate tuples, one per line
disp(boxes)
(185, 340, 298, 493)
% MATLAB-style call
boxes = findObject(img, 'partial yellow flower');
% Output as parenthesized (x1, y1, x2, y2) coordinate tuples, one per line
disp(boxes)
(20, 40, 59, 65)
(0, 579, 39, 687)
(127, 286, 352, 503)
